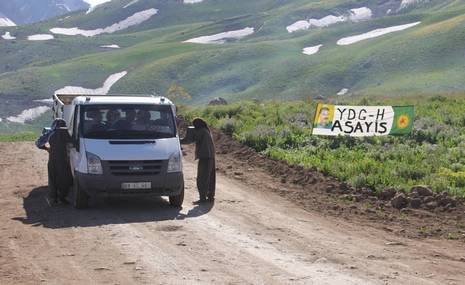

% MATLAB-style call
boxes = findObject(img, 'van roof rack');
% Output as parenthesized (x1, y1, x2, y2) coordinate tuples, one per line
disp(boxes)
(54, 94, 168, 105)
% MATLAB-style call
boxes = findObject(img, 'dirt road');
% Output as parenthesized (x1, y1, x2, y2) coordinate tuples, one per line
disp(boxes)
(1, 142, 464, 285)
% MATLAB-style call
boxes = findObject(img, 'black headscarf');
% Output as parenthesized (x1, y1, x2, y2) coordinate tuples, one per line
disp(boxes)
(52, 118, 67, 129)
(192, 118, 210, 132)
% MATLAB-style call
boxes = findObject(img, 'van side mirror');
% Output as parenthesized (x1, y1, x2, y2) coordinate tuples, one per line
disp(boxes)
(186, 126, 195, 142)
(42, 127, 51, 135)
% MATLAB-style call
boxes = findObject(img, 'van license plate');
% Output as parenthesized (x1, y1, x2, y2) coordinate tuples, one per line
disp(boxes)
(122, 182, 151, 190)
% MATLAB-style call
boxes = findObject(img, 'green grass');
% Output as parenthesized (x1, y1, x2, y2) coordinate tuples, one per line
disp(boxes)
(2, 0, 465, 104)
(182, 95, 465, 197)
(2, 0, 465, 133)
(0, 132, 38, 142)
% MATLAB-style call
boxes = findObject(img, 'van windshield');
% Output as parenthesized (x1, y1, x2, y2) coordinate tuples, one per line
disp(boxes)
(81, 104, 176, 139)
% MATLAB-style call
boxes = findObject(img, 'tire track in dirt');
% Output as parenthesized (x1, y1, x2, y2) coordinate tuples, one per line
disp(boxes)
(1, 142, 465, 285)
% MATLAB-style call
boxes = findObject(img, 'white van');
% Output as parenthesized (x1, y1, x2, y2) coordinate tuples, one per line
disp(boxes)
(52, 94, 184, 208)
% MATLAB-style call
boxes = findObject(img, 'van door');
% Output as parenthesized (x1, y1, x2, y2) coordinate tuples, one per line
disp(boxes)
(69, 105, 81, 176)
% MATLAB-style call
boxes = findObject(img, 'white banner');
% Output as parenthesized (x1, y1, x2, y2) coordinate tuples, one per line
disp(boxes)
(312, 104, 414, 137)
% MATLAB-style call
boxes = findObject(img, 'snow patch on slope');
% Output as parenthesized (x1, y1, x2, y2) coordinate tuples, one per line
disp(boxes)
(287, 15, 345, 33)
(184, 0, 204, 3)
(287, 7, 372, 33)
(100, 44, 120, 49)
(337, 88, 349, 96)
(0, 17, 16, 27)
(2, 32, 16, 40)
(287, 21, 310, 33)
(34, 99, 54, 104)
(302, 44, 323, 55)
(184, 27, 254, 44)
(28, 34, 55, 41)
(349, 7, 372, 22)
(54, 71, 127, 95)
(337, 22, 421, 45)
(399, 0, 424, 11)
(84, 0, 113, 14)
(6, 106, 51, 124)
(123, 0, 139, 8)
(50, 8, 157, 37)
(56, 4, 71, 12)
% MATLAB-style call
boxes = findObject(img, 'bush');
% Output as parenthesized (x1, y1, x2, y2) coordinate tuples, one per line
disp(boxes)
(181, 96, 465, 197)
(219, 118, 237, 136)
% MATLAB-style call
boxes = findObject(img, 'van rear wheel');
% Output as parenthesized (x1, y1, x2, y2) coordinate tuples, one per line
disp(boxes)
(73, 179, 89, 209)
(169, 182, 184, 208)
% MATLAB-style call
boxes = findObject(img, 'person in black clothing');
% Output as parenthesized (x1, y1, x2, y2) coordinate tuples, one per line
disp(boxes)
(181, 118, 216, 204)
(36, 119, 73, 205)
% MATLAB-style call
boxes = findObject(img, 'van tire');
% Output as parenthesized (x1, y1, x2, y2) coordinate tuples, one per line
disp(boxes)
(169, 182, 184, 208)
(73, 179, 89, 209)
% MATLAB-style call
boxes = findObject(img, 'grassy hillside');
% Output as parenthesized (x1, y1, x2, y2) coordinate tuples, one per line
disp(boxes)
(182, 95, 465, 197)
(1, 0, 465, 133)
(0, 132, 37, 142)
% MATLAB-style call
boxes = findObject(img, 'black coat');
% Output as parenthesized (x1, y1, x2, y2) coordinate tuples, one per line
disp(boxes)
(48, 128, 73, 193)
(181, 127, 215, 160)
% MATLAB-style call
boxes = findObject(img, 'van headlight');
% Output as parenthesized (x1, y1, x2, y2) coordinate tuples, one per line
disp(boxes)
(87, 152, 103, 175)
(167, 152, 182, 173)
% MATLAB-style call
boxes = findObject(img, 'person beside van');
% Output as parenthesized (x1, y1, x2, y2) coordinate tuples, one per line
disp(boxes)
(36, 119, 73, 205)
(181, 118, 216, 204)
(35, 119, 61, 151)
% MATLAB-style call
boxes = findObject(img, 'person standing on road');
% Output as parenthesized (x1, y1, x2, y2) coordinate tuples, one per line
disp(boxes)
(36, 119, 73, 205)
(181, 118, 216, 204)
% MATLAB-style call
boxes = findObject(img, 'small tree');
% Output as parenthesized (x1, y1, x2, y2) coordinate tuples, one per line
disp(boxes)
(165, 83, 191, 103)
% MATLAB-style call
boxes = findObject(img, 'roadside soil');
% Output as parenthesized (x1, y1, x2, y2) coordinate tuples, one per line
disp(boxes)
(0, 141, 464, 285)
(208, 128, 465, 241)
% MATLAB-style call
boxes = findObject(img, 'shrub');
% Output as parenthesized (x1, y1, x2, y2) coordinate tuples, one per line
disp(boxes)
(181, 96, 465, 197)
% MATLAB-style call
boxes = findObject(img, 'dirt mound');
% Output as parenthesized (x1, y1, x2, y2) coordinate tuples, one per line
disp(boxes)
(213, 128, 463, 209)
(213, 129, 326, 186)
(208, 128, 465, 240)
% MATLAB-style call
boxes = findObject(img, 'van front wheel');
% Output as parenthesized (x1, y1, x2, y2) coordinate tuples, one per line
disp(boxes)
(73, 179, 89, 209)
(169, 182, 184, 208)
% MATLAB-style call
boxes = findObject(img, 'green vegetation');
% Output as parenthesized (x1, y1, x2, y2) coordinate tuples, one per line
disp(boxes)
(182, 95, 465, 197)
(2, 0, 465, 140)
(3, 0, 465, 133)
(0, 132, 38, 142)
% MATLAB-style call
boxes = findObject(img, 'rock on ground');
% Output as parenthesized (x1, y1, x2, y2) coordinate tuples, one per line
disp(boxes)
(208, 97, 228, 106)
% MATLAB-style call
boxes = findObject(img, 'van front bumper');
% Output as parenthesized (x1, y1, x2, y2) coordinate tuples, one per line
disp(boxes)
(75, 171, 184, 197)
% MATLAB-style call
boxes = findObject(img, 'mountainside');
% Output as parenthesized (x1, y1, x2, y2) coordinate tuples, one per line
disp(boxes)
(0, 0, 465, 133)
(0, 0, 89, 25)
